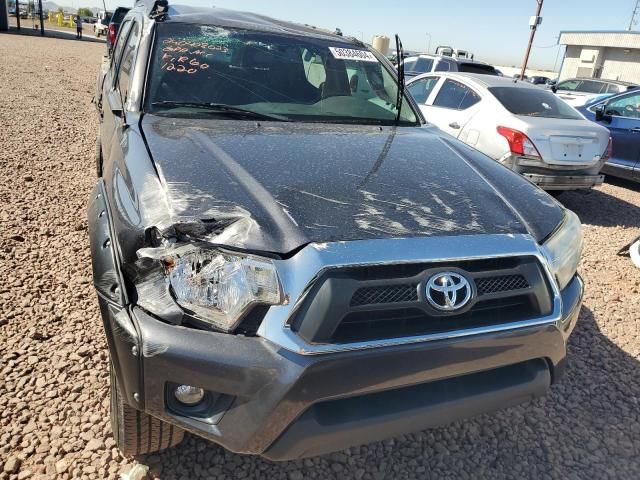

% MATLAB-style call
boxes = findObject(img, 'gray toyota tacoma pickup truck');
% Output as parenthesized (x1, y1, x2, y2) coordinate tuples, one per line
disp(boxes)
(90, 0, 584, 461)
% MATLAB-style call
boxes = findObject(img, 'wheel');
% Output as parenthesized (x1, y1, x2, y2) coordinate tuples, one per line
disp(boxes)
(96, 133, 103, 177)
(630, 239, 640, 269)
(110, 363, 184, 457)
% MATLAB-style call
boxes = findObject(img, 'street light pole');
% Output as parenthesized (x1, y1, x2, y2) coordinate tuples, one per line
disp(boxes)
(425, 32, 431, 53)
(520, 0, 544, 80)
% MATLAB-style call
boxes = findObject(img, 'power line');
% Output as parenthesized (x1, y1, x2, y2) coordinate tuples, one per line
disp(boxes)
(628, 0, 640, 31)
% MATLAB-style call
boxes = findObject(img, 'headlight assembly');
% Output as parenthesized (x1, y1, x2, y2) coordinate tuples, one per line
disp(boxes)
(541, 210, 583, 290)
(140, 245, 283, 332)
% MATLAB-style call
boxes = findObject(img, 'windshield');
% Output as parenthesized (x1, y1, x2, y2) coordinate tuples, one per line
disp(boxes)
(145, 23, 418, 125)
(489, 86, 583, 120)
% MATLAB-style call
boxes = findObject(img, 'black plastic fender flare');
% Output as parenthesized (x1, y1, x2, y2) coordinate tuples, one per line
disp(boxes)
(88, 179, 144, 408)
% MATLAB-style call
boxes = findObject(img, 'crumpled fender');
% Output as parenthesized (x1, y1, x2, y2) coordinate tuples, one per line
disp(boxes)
(88, 179, 144, 407)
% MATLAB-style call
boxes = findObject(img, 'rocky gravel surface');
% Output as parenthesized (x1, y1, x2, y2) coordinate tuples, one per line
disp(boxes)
(1, 32, 640, 480)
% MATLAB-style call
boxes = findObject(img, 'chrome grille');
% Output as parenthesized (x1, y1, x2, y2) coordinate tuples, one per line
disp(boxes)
(291, 256, 552, 345)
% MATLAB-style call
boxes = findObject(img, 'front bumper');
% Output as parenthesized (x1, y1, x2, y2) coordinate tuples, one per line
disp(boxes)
(522, 173, 604, 190)
(103, 274, 583, 460)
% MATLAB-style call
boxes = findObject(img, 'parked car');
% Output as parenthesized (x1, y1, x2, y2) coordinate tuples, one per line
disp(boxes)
(93, 0, 584, 461)
(106, 6, 130, 54)
(577, 89, 640, 182)
(402, 54, 499, 78)
(528, 76, 551, 85)
(550, 77, 638, 107)
(94, 10, 111, 37)
(407, 72, 611, 191)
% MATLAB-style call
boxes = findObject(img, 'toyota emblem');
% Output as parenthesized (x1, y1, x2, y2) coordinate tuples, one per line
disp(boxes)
(425, 272, 473, 311)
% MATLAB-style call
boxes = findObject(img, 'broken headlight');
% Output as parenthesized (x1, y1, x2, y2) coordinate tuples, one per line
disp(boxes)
(541, 210, 583, 290)
(162, 247, 282, 332)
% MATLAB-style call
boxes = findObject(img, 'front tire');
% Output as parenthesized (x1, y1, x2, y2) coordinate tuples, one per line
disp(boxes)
(110, 363, 184, 457)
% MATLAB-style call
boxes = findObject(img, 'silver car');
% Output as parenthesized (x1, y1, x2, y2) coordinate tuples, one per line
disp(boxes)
(407, 72, 612, 190)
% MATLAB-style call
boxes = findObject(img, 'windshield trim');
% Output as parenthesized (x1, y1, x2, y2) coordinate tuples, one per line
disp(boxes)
(142, 22, 423, 127)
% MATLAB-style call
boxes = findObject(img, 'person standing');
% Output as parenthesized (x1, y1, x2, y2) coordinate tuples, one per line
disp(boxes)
(75, 14, 83, 40)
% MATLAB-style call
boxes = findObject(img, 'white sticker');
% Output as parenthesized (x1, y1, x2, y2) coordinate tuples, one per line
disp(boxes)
(328, 47, 378, 63)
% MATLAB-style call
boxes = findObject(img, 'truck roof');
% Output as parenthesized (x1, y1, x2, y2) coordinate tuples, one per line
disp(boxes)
(157, 4, 357, 44)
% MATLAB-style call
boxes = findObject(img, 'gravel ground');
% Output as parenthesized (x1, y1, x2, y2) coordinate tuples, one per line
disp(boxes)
(1, 32, 640, 480)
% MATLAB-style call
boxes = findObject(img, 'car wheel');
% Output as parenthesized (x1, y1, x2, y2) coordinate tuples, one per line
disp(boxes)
(630, 239, 640, 269)
(110, 363, 184, 457)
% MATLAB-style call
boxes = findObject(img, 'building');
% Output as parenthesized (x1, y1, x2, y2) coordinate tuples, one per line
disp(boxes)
(558, 30, 640, 83)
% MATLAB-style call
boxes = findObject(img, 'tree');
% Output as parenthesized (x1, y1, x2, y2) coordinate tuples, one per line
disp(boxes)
(77, 7, 93, 17)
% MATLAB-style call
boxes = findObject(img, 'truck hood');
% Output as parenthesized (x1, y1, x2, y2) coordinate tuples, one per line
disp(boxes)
(140, 115, 564, 255)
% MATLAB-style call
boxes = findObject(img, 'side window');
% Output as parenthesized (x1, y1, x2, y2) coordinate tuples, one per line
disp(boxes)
(111, 20, 131, 72)
(414, 57, 434, 74)
(407, 77, 439, 104)
(580, 80, 605, 94)
(605, 84, 617, 94)
(432, 79, 480, 110)
(403, 59, 416, 72)
(557, 80, 581, 91)
(605, 92, 640, 118)
(434, 60, 450, 72)
(117, 22, 140, 102)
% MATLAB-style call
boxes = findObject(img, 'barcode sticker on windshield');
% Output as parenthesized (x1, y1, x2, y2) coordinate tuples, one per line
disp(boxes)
(329, 47, 378, 62)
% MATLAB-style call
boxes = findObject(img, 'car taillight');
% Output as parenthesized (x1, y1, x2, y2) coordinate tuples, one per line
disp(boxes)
(602, 136, 613, 160)
(108, 24, 116, 45)
(496, 126, 540, 158)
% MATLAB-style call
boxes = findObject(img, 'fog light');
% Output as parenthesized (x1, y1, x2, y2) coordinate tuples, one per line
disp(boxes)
(174, 385, 204, 406)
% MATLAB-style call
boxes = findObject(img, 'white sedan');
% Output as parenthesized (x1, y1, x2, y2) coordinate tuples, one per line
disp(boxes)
(406, 72, 612, 191)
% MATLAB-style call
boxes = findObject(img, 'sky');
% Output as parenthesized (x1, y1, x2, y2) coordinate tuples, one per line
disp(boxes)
(88, 0, 639, 71)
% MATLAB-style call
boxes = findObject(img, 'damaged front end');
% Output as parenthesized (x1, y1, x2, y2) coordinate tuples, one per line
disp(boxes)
(133, 243, 285, 332)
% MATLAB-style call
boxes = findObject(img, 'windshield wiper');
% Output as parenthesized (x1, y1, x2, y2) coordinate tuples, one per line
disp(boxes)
(150, 102, 291, 122)
(394, 34, 406, 125)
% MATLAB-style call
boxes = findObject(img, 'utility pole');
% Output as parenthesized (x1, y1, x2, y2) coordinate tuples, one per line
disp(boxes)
(628, 0, 640, 31)
(15, 0, 20, 29)
(519, 0, 544, 80)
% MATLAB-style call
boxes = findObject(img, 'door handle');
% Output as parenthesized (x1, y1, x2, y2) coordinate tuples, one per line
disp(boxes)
(449, 122, 461, 129)
(630, 128, 640, 133)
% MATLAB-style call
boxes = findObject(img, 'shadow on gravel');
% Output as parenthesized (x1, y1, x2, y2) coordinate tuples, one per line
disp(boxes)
(557, 184, 640, 229)
(138, 305, 640, 479)
(604, 174, 640, 193)
(1, 28, 105, 44)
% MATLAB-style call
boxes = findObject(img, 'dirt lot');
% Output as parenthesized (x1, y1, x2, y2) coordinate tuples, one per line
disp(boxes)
(1, 32, 639, 480)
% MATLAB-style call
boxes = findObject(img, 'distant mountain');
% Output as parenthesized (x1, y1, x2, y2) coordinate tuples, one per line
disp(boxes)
(42, 1, 62, 11)
(40, 1, 99, 13)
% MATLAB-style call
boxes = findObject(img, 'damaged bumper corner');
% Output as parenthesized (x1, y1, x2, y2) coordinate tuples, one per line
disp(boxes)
(102, 273, 582, 461)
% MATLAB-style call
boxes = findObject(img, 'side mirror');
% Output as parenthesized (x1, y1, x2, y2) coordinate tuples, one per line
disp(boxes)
(111, 106, 124, 118)
(594, 104, 611, 123)
(550, 85, 557, 93)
